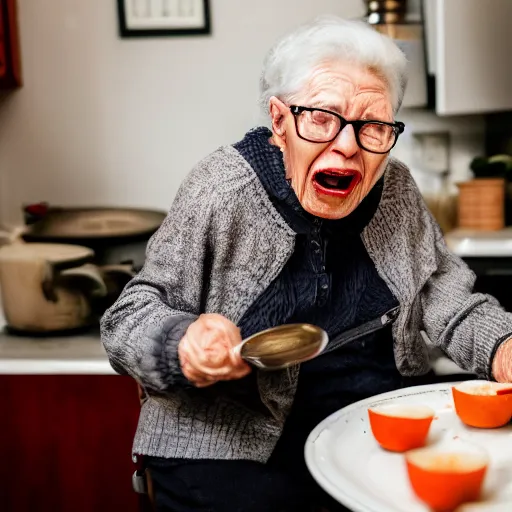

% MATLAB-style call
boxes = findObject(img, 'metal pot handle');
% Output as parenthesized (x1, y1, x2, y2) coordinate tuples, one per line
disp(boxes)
(99, 264, 136, 279)
(0, 225, 26, 248)
(42, 263, 108, 301)
(60, 264, 108, 297)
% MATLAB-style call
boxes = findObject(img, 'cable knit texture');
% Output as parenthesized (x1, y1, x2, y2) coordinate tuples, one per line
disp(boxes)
(101, 130, 512, 462)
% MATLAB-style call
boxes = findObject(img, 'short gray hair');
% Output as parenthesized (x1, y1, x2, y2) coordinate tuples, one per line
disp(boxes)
(260, 15, 408, 116)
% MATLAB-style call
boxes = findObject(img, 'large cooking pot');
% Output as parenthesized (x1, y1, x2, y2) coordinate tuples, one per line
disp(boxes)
(0, 205, 167, 331)
(20, 203, 167, 270)
(0, 242, 109, 333)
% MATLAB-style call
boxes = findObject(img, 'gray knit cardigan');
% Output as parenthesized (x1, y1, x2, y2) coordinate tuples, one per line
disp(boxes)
(100, 145, 512, 463)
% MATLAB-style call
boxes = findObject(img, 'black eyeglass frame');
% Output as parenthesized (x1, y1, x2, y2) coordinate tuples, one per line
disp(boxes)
(289, 105, 405, 154)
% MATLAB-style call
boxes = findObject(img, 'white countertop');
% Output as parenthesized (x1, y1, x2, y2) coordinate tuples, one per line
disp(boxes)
(0, 288, 116, 375)
(0, 328, 117, 375)
(445, 228, 512, 257)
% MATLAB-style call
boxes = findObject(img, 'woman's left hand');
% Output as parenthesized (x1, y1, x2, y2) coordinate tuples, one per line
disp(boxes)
(493, 339, 512, 382)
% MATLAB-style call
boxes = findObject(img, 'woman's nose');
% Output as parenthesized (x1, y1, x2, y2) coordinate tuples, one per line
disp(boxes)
(331, 124, 359, 158)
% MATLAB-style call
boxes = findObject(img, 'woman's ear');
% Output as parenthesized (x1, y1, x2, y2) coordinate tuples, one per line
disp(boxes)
(269, 96, 288, 148)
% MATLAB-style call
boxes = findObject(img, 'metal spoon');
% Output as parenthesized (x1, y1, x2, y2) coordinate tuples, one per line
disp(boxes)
(233, 324, 328, 371)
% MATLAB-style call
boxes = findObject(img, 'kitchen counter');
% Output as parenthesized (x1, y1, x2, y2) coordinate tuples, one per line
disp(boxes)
(445, 228, 512, 257)
(0, 328, 116, 375)
(0, 288, 116, 374)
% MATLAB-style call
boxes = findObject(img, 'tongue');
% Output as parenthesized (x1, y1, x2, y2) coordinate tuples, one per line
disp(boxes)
(324, 176, 341, 188)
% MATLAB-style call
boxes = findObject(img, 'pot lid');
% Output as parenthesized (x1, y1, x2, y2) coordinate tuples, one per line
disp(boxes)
(22, 207, 166, 241)
(0, 243, 94, 265)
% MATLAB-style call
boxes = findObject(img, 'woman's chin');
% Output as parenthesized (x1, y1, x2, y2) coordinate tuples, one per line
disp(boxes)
(300, 193, 359, 220)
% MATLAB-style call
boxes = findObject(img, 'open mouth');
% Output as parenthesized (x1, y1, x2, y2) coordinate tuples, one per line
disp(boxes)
(312, 169, 361, 197)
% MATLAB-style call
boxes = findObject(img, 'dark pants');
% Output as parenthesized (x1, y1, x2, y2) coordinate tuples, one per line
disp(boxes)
(145, 456, 350, 512)
(143, 367, 454, 512)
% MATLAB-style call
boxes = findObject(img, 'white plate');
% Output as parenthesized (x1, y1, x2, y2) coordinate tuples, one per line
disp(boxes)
(305, 383, 512, 512)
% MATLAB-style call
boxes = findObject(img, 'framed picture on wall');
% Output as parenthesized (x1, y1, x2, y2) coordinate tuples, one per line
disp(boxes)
(117, 0, 210, 37)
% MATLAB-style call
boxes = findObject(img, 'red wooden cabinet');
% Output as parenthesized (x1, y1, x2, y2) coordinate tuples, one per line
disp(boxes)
(0, 0, 21, 88)
(0, 375, 141, 512)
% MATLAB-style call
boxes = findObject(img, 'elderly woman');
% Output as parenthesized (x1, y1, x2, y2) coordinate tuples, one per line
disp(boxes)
(101, 15, 512, 512)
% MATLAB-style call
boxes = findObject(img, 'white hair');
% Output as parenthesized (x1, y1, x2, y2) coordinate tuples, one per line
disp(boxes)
(260, 15, 408, 116)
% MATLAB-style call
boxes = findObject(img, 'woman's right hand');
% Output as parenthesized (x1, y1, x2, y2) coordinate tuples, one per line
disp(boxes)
(178, 313, 251, 387)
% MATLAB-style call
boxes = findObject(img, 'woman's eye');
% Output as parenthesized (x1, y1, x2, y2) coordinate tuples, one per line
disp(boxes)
(310, 112, 332, 124)
(362, 124, 390, 140)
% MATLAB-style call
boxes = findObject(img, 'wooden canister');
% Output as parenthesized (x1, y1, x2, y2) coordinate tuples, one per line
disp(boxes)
(457, 178, 505, 231)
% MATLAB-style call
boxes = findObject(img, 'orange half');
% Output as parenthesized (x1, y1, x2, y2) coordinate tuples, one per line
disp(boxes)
(368, 404, 435, 452)
(452, 381, 512, 429)
(406, 448, 488, 512)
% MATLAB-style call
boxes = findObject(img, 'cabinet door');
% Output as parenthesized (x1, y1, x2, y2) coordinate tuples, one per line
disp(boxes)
(434, 0, 512, 115)
(0, 0, 22, 88)
(0, 375, 141, 512)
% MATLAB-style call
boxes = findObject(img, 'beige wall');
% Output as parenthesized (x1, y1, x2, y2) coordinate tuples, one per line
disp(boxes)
(0, 0, 483, 225)
(0, 0, 365, 223)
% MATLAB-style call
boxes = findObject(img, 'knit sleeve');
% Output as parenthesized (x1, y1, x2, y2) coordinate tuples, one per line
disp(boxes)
(421, 231, 512, 380)
(100, 169, 215, 392)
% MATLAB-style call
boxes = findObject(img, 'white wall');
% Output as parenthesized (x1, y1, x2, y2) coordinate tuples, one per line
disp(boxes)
(0, 0, 366, 224)
(394, 109, 485, 197)
(0, 0, 484, 225)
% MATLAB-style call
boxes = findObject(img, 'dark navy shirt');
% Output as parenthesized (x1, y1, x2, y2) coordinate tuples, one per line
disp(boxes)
(233, 128, 404, 464)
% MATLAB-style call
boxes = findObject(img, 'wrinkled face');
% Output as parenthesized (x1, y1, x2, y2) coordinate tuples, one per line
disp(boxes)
(269, 61, 394, 219)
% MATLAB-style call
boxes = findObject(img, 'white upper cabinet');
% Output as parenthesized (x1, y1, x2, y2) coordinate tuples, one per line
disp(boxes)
(427, 0, 512, 115)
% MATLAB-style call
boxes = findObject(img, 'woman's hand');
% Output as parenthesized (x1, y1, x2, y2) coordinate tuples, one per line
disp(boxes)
(178, 313, 251, 387)
(493, 338, 512, 383)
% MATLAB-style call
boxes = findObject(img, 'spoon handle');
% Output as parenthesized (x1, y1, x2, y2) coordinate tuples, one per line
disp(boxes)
(232, 341, 245, 358)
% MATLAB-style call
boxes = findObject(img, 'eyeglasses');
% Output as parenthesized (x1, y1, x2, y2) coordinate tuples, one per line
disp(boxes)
(289, 105, 405, 154)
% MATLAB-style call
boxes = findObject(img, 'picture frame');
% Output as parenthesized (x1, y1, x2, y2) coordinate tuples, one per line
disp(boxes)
(117, 0, 211, 38)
